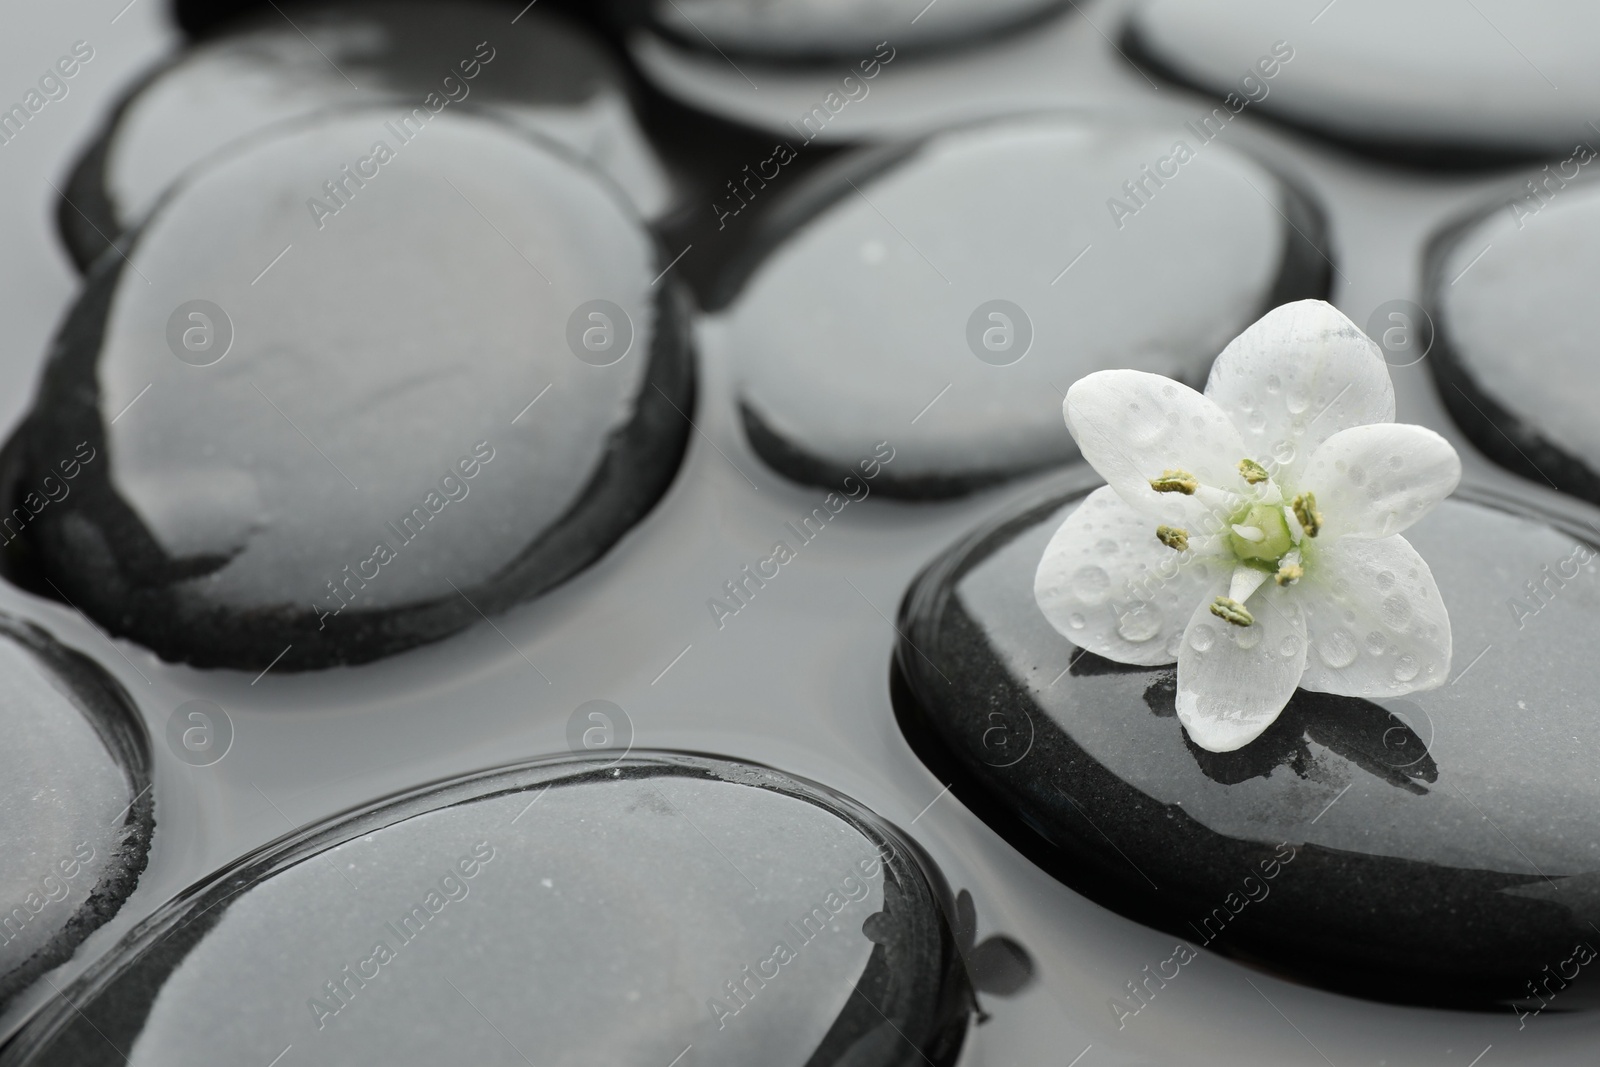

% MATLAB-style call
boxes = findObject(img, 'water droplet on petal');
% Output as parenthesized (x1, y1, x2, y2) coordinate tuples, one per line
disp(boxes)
(1376, 570, 1396, 590)
(1234, 624, 1263, 651)
(1068, 613, 1085, 630)
(1278, 634, 1302, 658)
(1365, 631, 1387, 655)
(1072, 565, 1110, 603)
(1394, 654, 1420, 682)
(1317, 628, 1359, 668)
(1117, 603, 1161, 643)
(1265, 375, 1281, 394)
(1286, 391, 1309, 415)
(1382, 593, 1412, 628)
(1095, 538, 1119, 556)
(1189, 623, 1216, 652)
(1272, 440, 1296, 465)
(1247, 410, 1267, 432)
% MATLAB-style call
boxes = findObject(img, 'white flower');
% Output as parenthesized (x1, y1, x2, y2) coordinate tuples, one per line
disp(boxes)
(1034, 300, 1460, 753)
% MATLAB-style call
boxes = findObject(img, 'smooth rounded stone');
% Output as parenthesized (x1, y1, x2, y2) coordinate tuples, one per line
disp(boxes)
(893, 467, 1600, 1007)
(0, 614, 152, 1007)
(616, 0, 1070, 61)
(1429, 183, 1600, 505)
(1124, 0, 1600, 166)
(57, 0, 671, 271)
(4, 754, 972, 1066)
(9, 107, 694, 672)
(725, 116, 1330, 497)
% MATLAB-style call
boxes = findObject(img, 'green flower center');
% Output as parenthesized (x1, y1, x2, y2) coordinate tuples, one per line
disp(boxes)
(1227, 501, 1294, 566)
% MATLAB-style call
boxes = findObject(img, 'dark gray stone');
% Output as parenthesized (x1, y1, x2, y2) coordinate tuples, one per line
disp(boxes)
(0, 614, 152, 1008)
(894, 466, 1600, 1008)
(1429, 179, 1600, 505)
(11, 107, 693, 672)
(2, 754, 973, 1066)
(58, 0, 671, 270)
(725, 115, 1330, 498)
(1124, 0, 1600, 167)
(616, 0, 1071, 61)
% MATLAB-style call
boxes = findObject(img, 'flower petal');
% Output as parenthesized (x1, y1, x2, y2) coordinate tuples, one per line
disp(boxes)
(1035, 486, 1230, 666)
(1295, 535, 1452, 698)
(1204, 300, 1395, 488)
(1176, 583, 1308, 752)
(1300, 424, 1462, 540)
(1064, 369, 1248, 527)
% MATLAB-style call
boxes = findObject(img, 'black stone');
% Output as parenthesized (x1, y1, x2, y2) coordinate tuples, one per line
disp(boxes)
(10, 107, 694, 672)
(724, 115, 1330, 498)
(58, 0, 672, 271)
(611, 0, 1072, 62)
(1428, 180, 1600, 506)
(0, 613, 152, 1009)
(1122, 0, 1600, 168)
(894, 466, 1600, 1008)
(3, 754, 973, 1066)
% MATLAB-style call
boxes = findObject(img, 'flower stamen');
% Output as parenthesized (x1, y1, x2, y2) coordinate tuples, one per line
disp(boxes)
(1227, 503, 1292, 564)
(1276, 561, 1303, 585)
(1156, 525, 1189, 552)
(1150, 469, 1198, 495)
(1209, 596, 1254, 627)
(1238, 458, 1270, 484)
(1291, 492, 1323, 537)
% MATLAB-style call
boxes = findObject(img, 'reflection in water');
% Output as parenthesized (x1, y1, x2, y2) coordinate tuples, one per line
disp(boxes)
(1128, 666, 1440, 791)
(950, 888, 1036, 1000)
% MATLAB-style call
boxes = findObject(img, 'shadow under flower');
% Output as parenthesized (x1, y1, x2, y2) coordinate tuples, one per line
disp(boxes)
(1063, 649, 1439, 792)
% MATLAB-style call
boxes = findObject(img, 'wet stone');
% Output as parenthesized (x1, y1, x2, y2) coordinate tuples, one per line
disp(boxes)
(9, 107, 694, 672)
(1430, 183, 1600, 506)
(620, 0, 1070, 61)
(59, 0, 672, 270)
(725, 115, 1329, 498)
(0, 614, 152, 1008)
(893, 468, 1600, 1008)
(6, 754, 972, 1066)
(1124, 0, 1600, 167)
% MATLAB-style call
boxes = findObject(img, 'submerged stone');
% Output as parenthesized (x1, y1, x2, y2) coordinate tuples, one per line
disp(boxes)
(59, 0, 671, 270)
(0, 614, 152, 1007)
(1429, 181, 1600, 506)
(623, 0, 1070, 60)
(724, 115, 1330, 497)
(5, 754, 972, 1066)
(11, 107, 693, 672)
(894, 468, 1600, 1008)
(1124, 0, 1600, 166)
